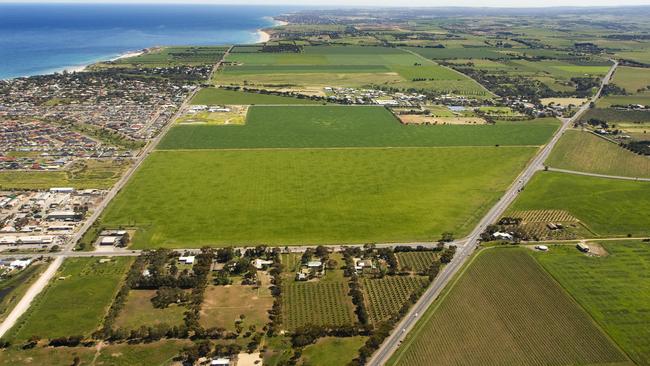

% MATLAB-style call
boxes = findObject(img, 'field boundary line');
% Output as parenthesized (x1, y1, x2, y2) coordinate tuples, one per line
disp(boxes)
(530, 249, 635, 363)
(547, 167, 650, 182)
(388, 247, 495, 366)
(155, 145, 542, 152)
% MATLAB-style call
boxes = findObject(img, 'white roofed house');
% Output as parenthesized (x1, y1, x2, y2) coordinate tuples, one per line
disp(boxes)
(253, 258, 273, 269)
(179, 255, 195, 264)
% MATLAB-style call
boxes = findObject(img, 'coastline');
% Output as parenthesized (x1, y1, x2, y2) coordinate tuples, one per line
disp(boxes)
(256, 17, 288, 43)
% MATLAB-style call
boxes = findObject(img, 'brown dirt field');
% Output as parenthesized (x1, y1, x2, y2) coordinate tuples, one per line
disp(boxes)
(398, 115, 486, 125)
(199, 282, 273, 331)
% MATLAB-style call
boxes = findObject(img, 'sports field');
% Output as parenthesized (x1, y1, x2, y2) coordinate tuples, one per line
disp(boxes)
(510, 172, 650, 237)
(546, 130, 650, 178)
(8, 257, 132, 340)
(535, 241, 650, 365)
(159, 106, 559, 149)
(100, 147, 535, 248)
(191, 88, 322, 105)
(388, 249, 629, 366)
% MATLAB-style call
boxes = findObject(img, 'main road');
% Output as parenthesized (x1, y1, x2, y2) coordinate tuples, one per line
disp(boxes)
(367, 60, 618, 366)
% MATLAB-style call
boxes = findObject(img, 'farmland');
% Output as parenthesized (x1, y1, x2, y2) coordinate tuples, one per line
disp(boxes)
(535, 241, 650, 365)
(510, 172, 650, 237)
(113, 289, 187, 330)
(216, 46, 489, 96)
(199, 284, 273, 331)
(0, 159, 129, 190)
(8, 257, 132, 340)
(100, 147, 535, 248)
(546, 130, 650, 178)
(300, 336, 367, 366)
(159, 106, 559, 149)
(281, 281, 356, 330)
(388, 249, 629, 366)
(362, 276, 430, 324)
(611, 66, 650, 93)
(396, 252, 438, 273)
(191, 87, 322, 105)
(102, 46, 227, 68)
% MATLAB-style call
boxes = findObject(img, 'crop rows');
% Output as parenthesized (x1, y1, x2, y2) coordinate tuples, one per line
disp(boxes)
(390, 249, 627, 366)
(362, 276, 429, 324)
(396, 252, 437, 273)
(509, 209, 577, 223)
(281, 281, 356, 330)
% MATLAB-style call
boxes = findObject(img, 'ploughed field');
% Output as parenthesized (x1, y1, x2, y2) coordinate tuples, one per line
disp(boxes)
(102, 104, 557, 248)
(388, 249, 629, 366)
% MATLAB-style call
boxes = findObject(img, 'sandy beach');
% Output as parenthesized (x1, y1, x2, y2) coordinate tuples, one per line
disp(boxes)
(257, 30, 271, 43)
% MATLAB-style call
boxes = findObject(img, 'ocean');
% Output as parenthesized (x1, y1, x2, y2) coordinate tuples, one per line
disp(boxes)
(0, 3, 294, 80)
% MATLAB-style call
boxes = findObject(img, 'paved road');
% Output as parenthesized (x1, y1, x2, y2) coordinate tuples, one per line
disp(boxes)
(0, 256, 63, 338)
(548, 167, 650, 182)
(367, 60, 618, 366)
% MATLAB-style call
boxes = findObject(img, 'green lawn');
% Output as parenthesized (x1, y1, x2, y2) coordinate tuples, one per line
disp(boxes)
(300, 336, 367, 366)
(546, 130, 650, 178)
(191, 88, 322, 105)
(101, 147, 535, 248)
(159, 106, 559, 149)
(388, 248, 629, 366)
(8, 257, 132, 340)
(510, 171, 650, 237)
(534, 242, 650, 365)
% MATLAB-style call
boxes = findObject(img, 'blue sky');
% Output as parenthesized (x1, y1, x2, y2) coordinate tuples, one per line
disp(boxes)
(2, 0, 650, 7)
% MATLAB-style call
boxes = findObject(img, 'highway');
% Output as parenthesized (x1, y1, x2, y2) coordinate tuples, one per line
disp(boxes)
(367, 60, 618, 366)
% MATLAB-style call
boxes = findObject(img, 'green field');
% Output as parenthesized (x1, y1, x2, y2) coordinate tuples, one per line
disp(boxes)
(217, 46, 489, 96)
(581, 108, 650, 123)
(611, 66, 650, 94)
(396, 252, 438, 273)
(0, 160, 129, 190)
(101, 147, 535, 248)
(0, 263, 46, 322)
(510, 172, 650, 237)
(114, 290, 187, 330)
(191, 88, 322, 105)
(535, 241, 650, 365)
(282, 280, 356, 330)
(546, 130, 650, 178)
(111, 46, 227, 67)
(9, 257, 132, 340)
(300, 336, 367, 366)
(389, 249, 629, 366)
(362, 276, 429, 324)
(159, 106, 559, 149)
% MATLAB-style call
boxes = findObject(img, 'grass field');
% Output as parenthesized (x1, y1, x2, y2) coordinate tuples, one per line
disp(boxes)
(159, 106, 559, 149)
(362, 276, 429, 324)
(217, 46, 489, 96)
(599, 95, 650, 107)
(101, 147, 535, 248)
(581, 108, 650, 123)
(535, 241, 650, 365)
(191, 88, 322, 105)
(0, 263, 46, 323)
(300, 336, 367, 366)
(0, 159, 129, 190)
(199, 284, 273, 331)
(611, 66, 650, 94)
(510, 172, 650, 237)
(388, 249, 629, 366)
(9, 257, 132, 340)
(0, 340, 189, 366)
(114, 289, 186, 330)
(546, 130, 650, 178)
(112, 46, 227, 67)
(282, 280, 357, 330)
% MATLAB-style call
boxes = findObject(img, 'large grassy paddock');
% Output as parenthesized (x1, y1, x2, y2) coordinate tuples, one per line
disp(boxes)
(535, 241, 650, 365)
(101, 147, 535, 248)
(510, 172, 650, 237)
(8, 257, 132, 340)
(546, 130, 650, 178)
(159, 106, 559, 149)
(191, 87, 323, 105)
(388, 249, 629, 366)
